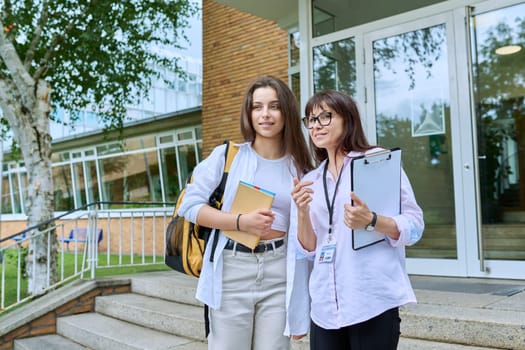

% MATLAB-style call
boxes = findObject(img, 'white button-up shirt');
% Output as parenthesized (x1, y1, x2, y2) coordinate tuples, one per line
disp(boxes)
(178, 142, 311, 336)
(296, 150, 424, 330)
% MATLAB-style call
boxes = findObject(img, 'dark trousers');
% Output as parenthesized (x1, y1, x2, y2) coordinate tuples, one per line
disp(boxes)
(310, 307, 400, 350)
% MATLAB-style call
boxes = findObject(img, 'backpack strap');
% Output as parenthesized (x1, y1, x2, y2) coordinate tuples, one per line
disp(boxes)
(208, 140, 238, 208)
(208, 140, 239, 262)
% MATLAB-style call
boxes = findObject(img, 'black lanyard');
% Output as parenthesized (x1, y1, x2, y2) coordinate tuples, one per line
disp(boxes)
(323, 160, 345, 239)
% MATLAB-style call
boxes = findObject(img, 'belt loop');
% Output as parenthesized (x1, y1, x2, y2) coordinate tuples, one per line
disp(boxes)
(271, 240, 276, 255)
(232, 241, 237, 256)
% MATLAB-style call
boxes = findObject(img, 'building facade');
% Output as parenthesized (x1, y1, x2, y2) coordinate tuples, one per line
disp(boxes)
(1, 55, 204, 235)
(206, 0, 525, 280)
(2, 0, 523, 281)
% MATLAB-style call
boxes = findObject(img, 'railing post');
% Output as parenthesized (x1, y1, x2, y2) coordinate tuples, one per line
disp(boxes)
(87, 210, 98, 279)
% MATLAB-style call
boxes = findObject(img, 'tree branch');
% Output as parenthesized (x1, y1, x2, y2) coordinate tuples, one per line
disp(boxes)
(0, 18, 35, 109)
(33, 2, 97, 80)
(24, 0, 50, 70)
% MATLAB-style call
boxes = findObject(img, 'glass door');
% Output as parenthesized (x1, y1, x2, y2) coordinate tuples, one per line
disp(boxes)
(467, 1, 525, 278)
(364, 13, 468, 276)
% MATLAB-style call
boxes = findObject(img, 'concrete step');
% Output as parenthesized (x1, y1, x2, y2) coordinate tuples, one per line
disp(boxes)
(56, 312, 207, 350)
(11, 271, 514, 350)
(92, 291, 505, 350)
(14, 334, 501, 350)
(14, 334, 91, 350)
(401, 303, 524, 349)
(398, 338, 505, 350)
(95, 292, 206, 341)
(128, 272, 520, 350)
(130, 271, 201, 307)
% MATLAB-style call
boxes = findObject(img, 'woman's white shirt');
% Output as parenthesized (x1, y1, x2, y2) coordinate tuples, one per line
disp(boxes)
(177, 142, 311, 336)
(295, 149, 424, 330)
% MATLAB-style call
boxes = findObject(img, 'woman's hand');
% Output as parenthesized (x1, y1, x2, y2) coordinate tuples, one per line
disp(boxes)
(238, 209, 275, 238)
(292, 177, 317, 251)
(291, 334, 307, 340)
(343, 192, 374, 230)
(344, 192, 401, 239)
(291, 178, 314, 213)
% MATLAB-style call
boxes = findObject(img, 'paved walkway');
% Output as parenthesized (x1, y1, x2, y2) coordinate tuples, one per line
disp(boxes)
(401, 274, 525, 349)
(410, 274, 525, 311)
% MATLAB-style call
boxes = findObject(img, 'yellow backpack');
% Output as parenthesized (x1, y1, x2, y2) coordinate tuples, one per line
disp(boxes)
(165, 140, 238, 277)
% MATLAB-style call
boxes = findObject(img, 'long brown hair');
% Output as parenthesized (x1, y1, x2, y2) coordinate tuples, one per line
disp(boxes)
(304, 90, 374, 163)
(240, 75, 313, 175)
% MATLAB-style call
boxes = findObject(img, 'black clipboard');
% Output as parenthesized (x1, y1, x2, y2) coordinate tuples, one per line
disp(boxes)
(350, 148, 401, 250)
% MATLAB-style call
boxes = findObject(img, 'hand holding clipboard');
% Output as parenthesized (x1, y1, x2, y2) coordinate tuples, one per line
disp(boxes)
(350, 148, 402, 250)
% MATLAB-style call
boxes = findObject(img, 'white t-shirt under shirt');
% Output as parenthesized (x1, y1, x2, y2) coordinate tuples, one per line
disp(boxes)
(251, 147, 292, 233)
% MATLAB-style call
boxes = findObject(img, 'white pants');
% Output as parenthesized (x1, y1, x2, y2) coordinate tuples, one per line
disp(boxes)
(208, 242, 289, 350)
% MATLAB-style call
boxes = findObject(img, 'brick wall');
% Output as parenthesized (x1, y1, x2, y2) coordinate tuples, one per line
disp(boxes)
(1, 218, 168, 256)
(202, 0, 289, 156)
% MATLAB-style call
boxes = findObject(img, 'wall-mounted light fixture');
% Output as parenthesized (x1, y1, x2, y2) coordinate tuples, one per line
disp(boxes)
(495, 45, 522, 55)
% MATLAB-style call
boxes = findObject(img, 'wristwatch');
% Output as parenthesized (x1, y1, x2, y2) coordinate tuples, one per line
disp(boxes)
(365, 211, 377, 231)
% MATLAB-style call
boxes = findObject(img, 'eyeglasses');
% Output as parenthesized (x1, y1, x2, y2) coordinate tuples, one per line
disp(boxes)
(302, 111, 333, 129)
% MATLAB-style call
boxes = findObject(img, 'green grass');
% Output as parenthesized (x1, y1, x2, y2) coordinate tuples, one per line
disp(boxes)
(0, 249, 169, 311)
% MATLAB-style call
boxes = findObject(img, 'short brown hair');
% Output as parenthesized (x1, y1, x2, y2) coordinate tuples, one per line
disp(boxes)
(304, 90, 373, 163)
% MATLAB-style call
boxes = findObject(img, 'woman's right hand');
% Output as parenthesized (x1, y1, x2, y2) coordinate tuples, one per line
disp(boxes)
(291, 178, 314, 213)
(292, 177, 317, 251)
(238, 209, 275, 237)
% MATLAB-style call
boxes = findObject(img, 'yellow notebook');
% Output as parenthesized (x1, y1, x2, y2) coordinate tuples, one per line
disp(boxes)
(222, 181, 276, 249)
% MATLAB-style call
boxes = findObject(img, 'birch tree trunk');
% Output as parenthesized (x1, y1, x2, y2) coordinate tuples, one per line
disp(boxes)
(2, 79, 57, 295)
(0, 37, 57, 294)
(22, 80, 57, 295)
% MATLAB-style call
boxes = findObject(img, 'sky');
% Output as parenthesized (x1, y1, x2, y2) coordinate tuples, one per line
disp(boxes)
(178, 0, 202, 60)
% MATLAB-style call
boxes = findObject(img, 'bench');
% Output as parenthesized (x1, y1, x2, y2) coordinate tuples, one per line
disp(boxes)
(58, 228, 103, 251)
(11, 232, 27, 243)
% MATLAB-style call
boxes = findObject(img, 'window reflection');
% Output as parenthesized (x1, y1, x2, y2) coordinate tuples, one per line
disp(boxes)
(1, 173, 12, 213)
(53, 164, 74, 211)
(160, 147, 180, 202)
(472, 3, 525, 225)
(72, 162, 86, 207)
(85, 160, 100, 205)
(471, 3, 525, 260)
(177, 144, 197, 189)
(313, 38, 356, 96)
(3, 169, 26, 214)
(289, 32, 300, 67)
(99, 150, 161, 207)
(373, 23, 456, 258)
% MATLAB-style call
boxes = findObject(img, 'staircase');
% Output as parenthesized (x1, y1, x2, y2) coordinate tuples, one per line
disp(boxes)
(9, 271, 525, 350)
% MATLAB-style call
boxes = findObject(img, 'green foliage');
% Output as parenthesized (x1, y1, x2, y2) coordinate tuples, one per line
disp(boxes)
(1, 0, 198, 130)
(1, 248, 29, 308)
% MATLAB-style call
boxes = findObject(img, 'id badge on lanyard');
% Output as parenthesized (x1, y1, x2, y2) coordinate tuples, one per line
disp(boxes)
(319, 161, 344, 264)
(319, 238, 336, 264)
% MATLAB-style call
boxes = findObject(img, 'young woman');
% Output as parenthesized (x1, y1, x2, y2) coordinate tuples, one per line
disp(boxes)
(178, 76, 314, 350)
(291, 90, 424, 350)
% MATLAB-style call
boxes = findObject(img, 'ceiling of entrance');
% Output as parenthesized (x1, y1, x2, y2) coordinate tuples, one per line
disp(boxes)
(214, 0, 297, 27)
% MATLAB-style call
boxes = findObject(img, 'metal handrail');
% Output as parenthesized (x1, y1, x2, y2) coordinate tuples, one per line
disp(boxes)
(0, 201, 175, 313)
(1, 201, 175, 243)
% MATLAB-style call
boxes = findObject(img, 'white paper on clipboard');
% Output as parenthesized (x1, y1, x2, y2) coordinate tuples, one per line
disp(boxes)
(351, 148, 402, 250)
